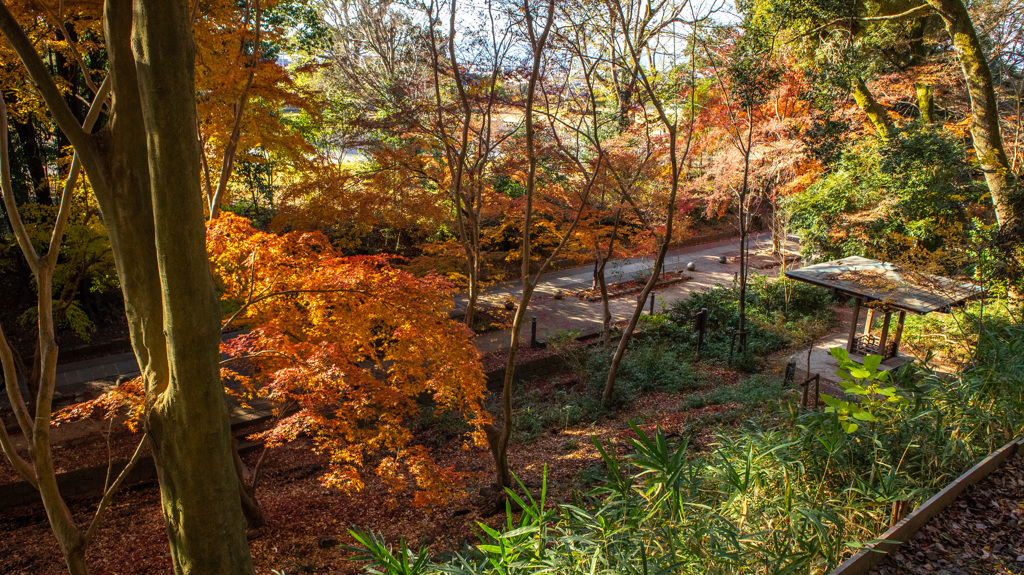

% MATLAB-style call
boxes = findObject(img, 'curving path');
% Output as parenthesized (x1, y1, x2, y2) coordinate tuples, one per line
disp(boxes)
(45, 232, 797, 394)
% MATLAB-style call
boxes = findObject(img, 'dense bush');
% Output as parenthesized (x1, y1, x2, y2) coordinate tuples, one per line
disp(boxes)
(667, 276, 834, 370)
(784, 129, 985, 263)
(350, 325, 1024, 575)
(584, 340, 701, 408)
(1, 202, 119, 341)
(900, 297, 1021, 367)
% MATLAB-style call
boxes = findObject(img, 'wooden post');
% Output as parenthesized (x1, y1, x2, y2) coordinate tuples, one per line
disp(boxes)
(864, 307, 876, 336)
(878, 311, 892, 358)
(892, 311, 906, 355)
(847, 297, 862, 353)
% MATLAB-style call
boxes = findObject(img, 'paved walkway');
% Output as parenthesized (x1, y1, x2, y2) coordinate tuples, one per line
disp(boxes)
(473, 232, 798, 353)
(44, 232, 795, 392)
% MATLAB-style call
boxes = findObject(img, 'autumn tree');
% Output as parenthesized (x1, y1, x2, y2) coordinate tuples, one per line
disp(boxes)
(207, 213, 489, 507)
(698, 15, 785, 354)
(598, 0, 704, 406)
(487, 0, 599, 496)
(306, 0, 519, 328)
(774, 0, 1021, 239)
(0, 1, 254, 572)
(423, 0, 519, 328)
(198, 0, 324, 219)
(547, 0, 639, 346)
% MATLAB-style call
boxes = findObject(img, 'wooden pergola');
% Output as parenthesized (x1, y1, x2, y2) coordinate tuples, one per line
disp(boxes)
(784, 256, 984, 359)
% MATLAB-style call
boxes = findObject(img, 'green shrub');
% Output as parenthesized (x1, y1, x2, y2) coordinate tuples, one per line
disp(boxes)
(681, 373, 786, 410)
(668, 281, 805, 370)
(900, 298, 1020, 367)
(584, 341, 700, 408)
(783, 129, 984, 264)
(351, 325, 1024, 575)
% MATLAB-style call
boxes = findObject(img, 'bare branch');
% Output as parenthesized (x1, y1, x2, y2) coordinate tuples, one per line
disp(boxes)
(222, 288, 373, 332)
(84, 434, 149, 546)
(45, 75, 112, 266)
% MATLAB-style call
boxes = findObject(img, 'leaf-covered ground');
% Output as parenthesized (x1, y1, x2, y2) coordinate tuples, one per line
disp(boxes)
(874, 453, 1024, 575)
(0, 359, 753, 575)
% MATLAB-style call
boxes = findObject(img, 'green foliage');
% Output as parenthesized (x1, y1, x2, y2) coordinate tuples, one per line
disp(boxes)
(681, 373, 787, 410)
(819, 349, 909, 433)
(501, 385, 606, 445)
(586, 341, 701, 408)
(668, 277, 833, 370)
(345, 528, 430, 575)
(1, 202, 118, 341)
(352, 322, 1024, 575)
(900, 297, 1020, 367)
(18, 299, 95, 341)
(784, 129, 985, 263)
(799, 115, 851, 165)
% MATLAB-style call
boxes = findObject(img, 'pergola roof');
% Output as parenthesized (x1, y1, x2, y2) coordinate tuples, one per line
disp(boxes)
(784, 256, 983, 314)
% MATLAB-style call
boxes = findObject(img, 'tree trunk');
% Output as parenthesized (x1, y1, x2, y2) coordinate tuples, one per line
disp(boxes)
(924, 0, 1020, 233)
(492, 287, 533, 490)
(737, 118, 754, 355)
(596, 258, 612, 347)
(601, 243, 669, 405)
(465, 251, 479, 329)
(1, 2, 255, 572)
(852, 76, 894, 139)
(490, 0, 555, 495)
(771, 210, 783, 257)
(128, 2, 255, 571)
(232, 438, 267, 529)
(915, 83, 934, 124)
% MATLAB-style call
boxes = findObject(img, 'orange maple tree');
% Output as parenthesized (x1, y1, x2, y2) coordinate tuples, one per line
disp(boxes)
(210, 213, 489, 504)
(61, 213, 489, 508)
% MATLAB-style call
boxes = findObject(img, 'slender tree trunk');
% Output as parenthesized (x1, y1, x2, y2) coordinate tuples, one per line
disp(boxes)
(737, 118, 754, 355)
(491, 283, 534, 489)
(490, 0, 555, 494)
(852, 76, 894, 139)
(597, 258, 612, 346)
(596, 210, 620, 347)
(771, 210, 783, 256)
(232, 438, 267, 529)
(465, 250, 480, 328)
(925, 0, 1020, 234)
(30, 266, 89, 575)
(602, 241, 671, 405)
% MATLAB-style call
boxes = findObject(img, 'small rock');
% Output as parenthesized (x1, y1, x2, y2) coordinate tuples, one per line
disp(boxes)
(553, 290, 564, 300)
(718, 255, 727, 264)
(686, 262, 696, 271)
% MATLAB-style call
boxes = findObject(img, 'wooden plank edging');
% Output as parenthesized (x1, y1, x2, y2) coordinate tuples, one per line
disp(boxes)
(828, 437, 1022, 575)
